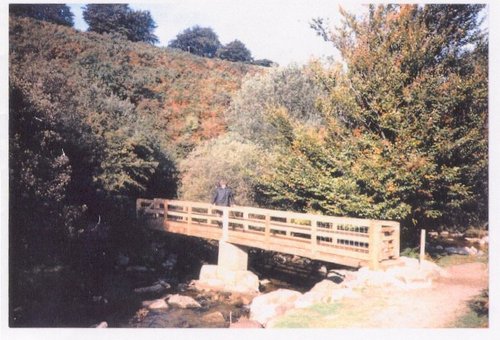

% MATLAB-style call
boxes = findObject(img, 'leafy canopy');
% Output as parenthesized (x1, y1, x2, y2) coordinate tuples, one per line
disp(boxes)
(217, 40, 253, 62)
(83, 4, 159, 44)
(257, 4, 487, 239)
(169, 25, 221, 58)
(10, 3, 74, 27)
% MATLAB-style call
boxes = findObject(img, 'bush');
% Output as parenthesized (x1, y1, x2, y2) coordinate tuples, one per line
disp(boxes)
(178, 133, 269, 206)
(226, 64, 327, 149)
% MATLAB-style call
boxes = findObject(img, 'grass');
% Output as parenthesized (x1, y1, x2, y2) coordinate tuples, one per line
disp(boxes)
(270, 291, 389, 328)
(433, 248, 488, 268)
(270, 303, 342, 328)
(453, 289, 489, 328)
(454, 309, 488, 328)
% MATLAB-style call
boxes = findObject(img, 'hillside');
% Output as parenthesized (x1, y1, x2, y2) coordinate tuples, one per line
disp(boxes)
(9, 16, 261, 288)
(10, 16, 260, 156)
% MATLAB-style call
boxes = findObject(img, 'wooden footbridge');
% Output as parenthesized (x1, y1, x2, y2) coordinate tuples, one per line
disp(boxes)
(137, 199, 400, 270)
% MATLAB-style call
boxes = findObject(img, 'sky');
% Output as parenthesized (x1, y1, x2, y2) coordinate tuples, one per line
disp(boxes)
(67, 0, 367, 66)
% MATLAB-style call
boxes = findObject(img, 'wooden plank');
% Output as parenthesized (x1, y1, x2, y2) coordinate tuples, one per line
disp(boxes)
(368, 221, 382, 269)
(141, 198, 400, 268)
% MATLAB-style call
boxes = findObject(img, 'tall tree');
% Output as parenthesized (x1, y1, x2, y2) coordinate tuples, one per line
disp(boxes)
(216, 39, 252, 62)
(259, 4, 487, 241)
(168, 26, 221, 58)
(83, 4, 158, 44)
(10, 3, 74, 27)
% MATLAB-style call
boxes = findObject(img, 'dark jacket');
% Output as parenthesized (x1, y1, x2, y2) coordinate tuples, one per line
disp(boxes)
(212, 186, 234, 206)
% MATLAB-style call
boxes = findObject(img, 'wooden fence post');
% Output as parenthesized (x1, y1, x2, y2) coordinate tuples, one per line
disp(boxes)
(311, 218, 318, 258)
(369, 221, 381, 270)
(186, 203, 192, 236)
(222, 206, 229, 241)
(163, 199, 168, 231)
(264, 213, 271, 250)
(419, 229, 426, 267)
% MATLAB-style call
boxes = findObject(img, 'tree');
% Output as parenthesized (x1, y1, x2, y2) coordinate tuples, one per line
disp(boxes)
(226, 64, 327, 149)
(168, 26, 221, 58)
(259, 4, 487, 242)
(83, 4, 158, 44)
(179, 133, 268, 206)
(9, 3, 74, 27)
(216, 39, 252, 62)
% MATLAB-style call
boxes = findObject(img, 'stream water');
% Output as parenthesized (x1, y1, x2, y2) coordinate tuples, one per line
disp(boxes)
(10, 228, 330, 328)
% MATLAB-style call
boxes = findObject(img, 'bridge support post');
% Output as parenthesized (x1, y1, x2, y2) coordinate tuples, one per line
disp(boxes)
(222, 207, 229, 241)
(218, 240, 248, 271)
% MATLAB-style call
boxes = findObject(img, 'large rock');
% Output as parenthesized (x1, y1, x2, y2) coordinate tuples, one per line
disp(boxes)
(143, 298, 169, 310)
(355, 267, 403, 288)
(294, 280, 358, 308)
(195, 264, 259, 293)
(374, 257, 448, 290)
(167, 294, 201, 309)
(249, 289, 302, 326)
(94, 321, 108, 328)
(201, 312, 226, 327)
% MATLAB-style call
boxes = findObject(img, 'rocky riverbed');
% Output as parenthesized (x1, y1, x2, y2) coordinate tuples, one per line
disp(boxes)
(11, 226, 487, 328)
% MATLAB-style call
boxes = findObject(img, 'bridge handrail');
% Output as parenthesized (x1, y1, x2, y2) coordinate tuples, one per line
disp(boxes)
(136, 198, 400, 269)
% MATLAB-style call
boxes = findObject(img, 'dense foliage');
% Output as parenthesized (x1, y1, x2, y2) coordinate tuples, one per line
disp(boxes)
(83, 4, 159, 44)
(226, 64, 327, 148)
(217, 40, 253, 62)
(9, 3, 74, 27)
(178, 133, 268, 206)
(168, 25, 221, 58)
(9, 16, 256, 272)
(169, 25, 274, 66)
(258, 4, 488, 240)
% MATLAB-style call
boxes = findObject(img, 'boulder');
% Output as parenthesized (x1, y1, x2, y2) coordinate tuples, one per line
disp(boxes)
(147, 298, 169, 310)
(356, 267, 403, 287)
(327, 269, 357, 284)
(250, 289, 302, 326)
(294, 280, 341, 309)
(465, 246, 478, 256)
(195, 264, 259, 293)
(226, 292, 254, 306)
(259, 279, 271, 287)
(167, 294, 201, 309)
(202, 312, 226, 326)
(445, 247, 469, 255)
(94, 321, 108, 328)
(318, 265, 328, 275)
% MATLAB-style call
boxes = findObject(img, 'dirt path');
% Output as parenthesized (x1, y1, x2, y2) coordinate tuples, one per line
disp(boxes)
(335, 262, 489, 328)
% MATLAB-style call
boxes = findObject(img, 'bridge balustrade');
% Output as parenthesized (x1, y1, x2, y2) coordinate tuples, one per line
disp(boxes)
(136, 199, 400, 269)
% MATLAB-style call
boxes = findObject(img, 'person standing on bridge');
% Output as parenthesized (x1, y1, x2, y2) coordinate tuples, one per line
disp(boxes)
(211, 179, 235, 207)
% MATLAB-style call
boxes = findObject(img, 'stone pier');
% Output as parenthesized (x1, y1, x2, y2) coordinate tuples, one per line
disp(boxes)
(217, 240, 248, 271)
(194, 241, 259, 293)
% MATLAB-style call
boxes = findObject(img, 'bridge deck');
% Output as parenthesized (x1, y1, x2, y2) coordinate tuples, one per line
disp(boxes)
(137, 199, 400, 269)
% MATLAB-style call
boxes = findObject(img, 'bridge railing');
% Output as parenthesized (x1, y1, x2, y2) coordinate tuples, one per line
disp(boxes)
(136, 199, 400, 269)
